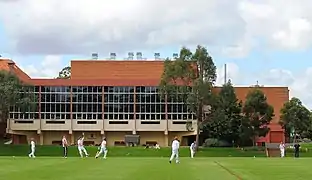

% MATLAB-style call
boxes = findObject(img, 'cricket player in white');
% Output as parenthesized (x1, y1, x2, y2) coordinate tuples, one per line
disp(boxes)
(62, 135, 68, 158)
(28, 138, 36, 158)
(169, 137, 180, 164)
(95, 137, 108, 159)
(77, 135, 89, 158)
(279, 142, 285, 158)
(190, 141, 196, 158)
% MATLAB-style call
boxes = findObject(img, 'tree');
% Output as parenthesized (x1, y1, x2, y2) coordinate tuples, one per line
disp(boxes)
(279, 97, 312, 139)
(243, 88, 274, 146)
(0, 70, 35, 123)
(57, 66, 71, 79)
(205, 80, 243, 145)
(159, 45, 217, 149)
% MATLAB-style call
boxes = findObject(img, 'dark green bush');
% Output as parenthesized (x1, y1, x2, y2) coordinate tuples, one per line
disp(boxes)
(203, 138, 231, 147)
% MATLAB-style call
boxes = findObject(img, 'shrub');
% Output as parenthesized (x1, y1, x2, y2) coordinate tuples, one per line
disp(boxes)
(203, 138, 219, 147)
(202, 138, 231, 147)
(243, 146, 265, 151)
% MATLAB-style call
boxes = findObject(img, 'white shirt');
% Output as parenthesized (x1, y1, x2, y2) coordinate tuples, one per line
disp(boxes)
(172, 140, 180, 150)
(279, 144, 285, 150)
(30, 141, 35, 148)
(101, 140, 107, 148)
(190, 143, 195, 150)
(62, 138, 68, 147)
(77, 139, 83, 147)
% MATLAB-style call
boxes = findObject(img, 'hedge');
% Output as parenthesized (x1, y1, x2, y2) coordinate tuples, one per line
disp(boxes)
(1, 145, 311, 157)
(0, 145, 267, 157)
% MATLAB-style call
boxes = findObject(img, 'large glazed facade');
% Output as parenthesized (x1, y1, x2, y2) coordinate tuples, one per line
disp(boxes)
(2, 59, 289, 146)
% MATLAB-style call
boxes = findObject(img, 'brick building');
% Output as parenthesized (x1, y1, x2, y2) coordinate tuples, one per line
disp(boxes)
(1, 59, 289, 146)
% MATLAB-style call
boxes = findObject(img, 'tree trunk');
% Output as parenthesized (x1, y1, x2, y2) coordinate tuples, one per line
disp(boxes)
(195, 119, 200, 151)
(195, 103, 202, 151)
(252, 136, 256, 146)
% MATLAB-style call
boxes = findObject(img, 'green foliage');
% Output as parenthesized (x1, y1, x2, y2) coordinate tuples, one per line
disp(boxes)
(279, 97, 312, 138)
(243, 88, 274, 145)
(0, 71, 35, 122)
(0, 145, 266, 157)
(57, 66, 71, 79)
(205, 80, 243, 145)
(202, 138, 232, 147)
(158, 45, 217, 147)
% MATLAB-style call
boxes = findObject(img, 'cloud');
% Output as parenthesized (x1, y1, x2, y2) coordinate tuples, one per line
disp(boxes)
(216, 62, 312, 109)
(263, 67, 312, 108)
(1, 0, 312, 109)
(216, 63, 241, 85)
(18, 55, 63, 78)
(1, 0, 312, 56)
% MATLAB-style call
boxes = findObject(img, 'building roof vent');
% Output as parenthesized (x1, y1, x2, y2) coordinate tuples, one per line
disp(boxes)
(91, 53, 98, 60)
(128, 52, 134, 60)
(173, 53, 178, 59)
(154, 53, 160, 60)
(110, 53, 116, 60)
(136, 52, 142, 60)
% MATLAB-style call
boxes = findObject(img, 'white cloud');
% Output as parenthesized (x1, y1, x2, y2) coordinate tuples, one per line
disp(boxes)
(216, 63, 241, 85)
(1, 0, 312, 108)
(216, 63, 312, 109)
(262, 67, 312, 108)
(1, 0, 312, 56)
(18, 55, 63, 78)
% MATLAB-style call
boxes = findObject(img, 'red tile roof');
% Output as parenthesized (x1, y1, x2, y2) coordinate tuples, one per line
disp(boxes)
(0, 59, 30, 81)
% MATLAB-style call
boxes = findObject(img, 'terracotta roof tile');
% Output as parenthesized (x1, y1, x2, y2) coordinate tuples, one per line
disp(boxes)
(0, 59, 30, 81)
(0, 59, 10, 71)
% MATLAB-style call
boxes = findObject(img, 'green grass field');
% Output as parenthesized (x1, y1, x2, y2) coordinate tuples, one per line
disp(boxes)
(0, 157, 310, 180)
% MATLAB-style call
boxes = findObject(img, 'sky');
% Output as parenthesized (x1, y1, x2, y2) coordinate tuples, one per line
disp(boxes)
(1, 0, 312, 107)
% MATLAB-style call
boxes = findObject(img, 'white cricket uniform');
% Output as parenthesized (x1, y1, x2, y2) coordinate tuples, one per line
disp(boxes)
(190, 143, 196, 158)
(169, 140, 180, 163)
(62, 138, 68, 147)
(96, 140, 108, 158)
(62, 137, 68, 157)
(279, 143, 285, 157)
(77, 138, 88, 157)
(28, 140, 36, 158)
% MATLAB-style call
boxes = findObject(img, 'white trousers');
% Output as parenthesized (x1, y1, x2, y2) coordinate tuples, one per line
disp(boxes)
(190, 149, 195, 158)
(78, 146, 88, 157)
(169, 149, 179, 163)
(96, 147, 108, 158)
(29, 147, 35, 157)
(280, 149, 285, 157)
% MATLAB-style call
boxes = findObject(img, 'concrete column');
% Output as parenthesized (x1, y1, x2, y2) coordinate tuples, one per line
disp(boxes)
(39, 132, 44, 145)
(102, 86, 105, 134)
(70, 133, 74, 145)
(164, 132, 169, 147)
(133, 87, 137, 134)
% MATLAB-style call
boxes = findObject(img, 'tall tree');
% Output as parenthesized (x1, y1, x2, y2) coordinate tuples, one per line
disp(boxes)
(0, 70, 35, 123)
(205, 80, 243, 145)
(243, 88, 274, 145)
(57, 66, 71, 79)
(279, 97, 312, 139)
(159, 45, 217, 149)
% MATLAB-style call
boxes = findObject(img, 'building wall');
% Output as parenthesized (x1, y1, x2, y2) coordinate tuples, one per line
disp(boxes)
(3, 60, 289, 145)
(71, 60, 164, 80)
(42, 131, 68, 144)
(214, 87, 289, 123)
